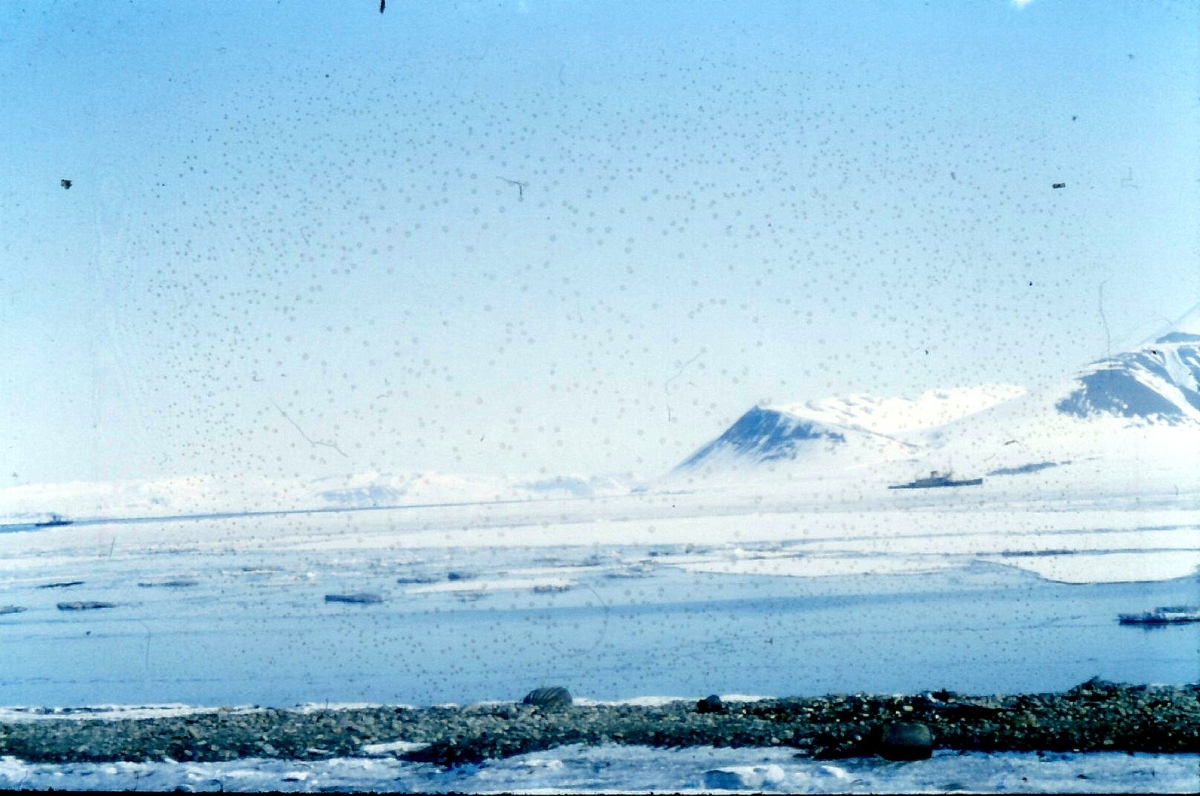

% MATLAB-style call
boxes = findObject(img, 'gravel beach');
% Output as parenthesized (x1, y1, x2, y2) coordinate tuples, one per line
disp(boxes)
(1, 679, 1195, 767)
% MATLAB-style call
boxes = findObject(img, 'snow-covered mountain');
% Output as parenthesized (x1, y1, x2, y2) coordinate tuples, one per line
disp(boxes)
(7, 334, 1197, 522)
(927, 332, 1200, 488)
(674, 385, 1023, 478)
(1054, 332, 1200, 424)
(674, 405, 923, 478)
(672, 333, 1200, 491)
(773, 385, 1028, 435)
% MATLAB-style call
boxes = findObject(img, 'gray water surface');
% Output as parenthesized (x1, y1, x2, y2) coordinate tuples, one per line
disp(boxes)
(2, 541, 1196, 707)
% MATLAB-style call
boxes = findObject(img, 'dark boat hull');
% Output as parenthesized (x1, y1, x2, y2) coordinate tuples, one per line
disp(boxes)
(1119, 607, 1200, 625)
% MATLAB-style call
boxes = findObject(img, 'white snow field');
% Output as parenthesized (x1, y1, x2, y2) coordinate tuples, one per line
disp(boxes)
(1, 746, 1196, 793)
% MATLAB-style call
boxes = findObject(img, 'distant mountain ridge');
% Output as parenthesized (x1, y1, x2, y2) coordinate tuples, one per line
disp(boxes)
(0, 471, 640, 524)
(675, 386, 1022, 475)
(675, 332, 1200, 480)
(7, 329, 1198, 520)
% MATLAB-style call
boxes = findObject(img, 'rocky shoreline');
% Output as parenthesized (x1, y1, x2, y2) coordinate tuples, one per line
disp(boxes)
(1, 679, 1196, 767)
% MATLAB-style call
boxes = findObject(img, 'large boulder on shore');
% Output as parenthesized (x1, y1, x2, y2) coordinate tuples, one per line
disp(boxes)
(877, 721, 932, 760)
(522, 686, 573, 709)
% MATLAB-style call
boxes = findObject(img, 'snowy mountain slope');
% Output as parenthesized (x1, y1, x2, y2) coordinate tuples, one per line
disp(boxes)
(1054, 333, 1200, 424)
(673, 386, 1023, 478)
(774, 385, 1026, 435)
(673, 406, 919, 477)
(676, 407, 846, 467)
(916, 334, 1200, 494)
(930, 334, 1200, 444)
(671, 333, 1200, 488)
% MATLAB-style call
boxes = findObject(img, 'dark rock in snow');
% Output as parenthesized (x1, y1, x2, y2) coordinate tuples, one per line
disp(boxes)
(38, 581, 84, 589)
(446, 571, 474, 581)
(877, 721, 933, 760)
(987, 461, 1065, 477)
(56, 601, 115, 611)
(522, 686, 573, 709)
(0, 606, 28, 616)
(324, 593, 384, 605)
(697, 694, 725, 714)
(396, 574, 439, 585)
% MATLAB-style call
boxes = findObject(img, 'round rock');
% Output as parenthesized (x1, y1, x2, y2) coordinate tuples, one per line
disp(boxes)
(878, 721, 932, 761)
(522, 686, 573, 709)
(696, 694, 725, 714)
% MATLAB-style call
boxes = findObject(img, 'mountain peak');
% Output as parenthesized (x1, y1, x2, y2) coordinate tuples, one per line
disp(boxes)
(1055, 333, 1200, 424)
(676, 406, 848, 471)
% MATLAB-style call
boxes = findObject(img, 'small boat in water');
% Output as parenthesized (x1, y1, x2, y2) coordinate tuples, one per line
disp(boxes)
(34, 513, 73, 528)
(1118, 606, 1200, 626)
(888, 470, 983, 490)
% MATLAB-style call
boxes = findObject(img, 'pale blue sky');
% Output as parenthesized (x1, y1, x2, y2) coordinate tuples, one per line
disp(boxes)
(2, 0, 1197, 486)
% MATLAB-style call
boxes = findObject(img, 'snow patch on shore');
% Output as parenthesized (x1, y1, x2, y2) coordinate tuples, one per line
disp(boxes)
(0, 747, 1194, 793)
